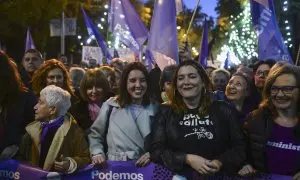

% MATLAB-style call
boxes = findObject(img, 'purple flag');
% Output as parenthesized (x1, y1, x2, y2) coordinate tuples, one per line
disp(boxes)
(199, 20, 209, 67)
(147, 0, 179, 70)
(81, 6, 112, 61)
(224, 52, 231, 69)
(25, 27, 36, 52)
(250, 0, 293, 64)
(108, 0, 148, 53)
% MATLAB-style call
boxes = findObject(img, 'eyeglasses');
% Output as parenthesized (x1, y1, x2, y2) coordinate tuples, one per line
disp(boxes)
(270, 86, 298, 95)
(255, 70, 269, 77)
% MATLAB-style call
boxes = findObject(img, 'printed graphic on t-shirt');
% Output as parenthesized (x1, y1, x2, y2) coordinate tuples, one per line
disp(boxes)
(179, 112, 214, 140)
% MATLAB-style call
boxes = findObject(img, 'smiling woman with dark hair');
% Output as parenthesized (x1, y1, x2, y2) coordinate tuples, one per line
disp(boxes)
(150, 60, 245, 177)
(88, 62, 158, 167)
(239, 63, 300, 179)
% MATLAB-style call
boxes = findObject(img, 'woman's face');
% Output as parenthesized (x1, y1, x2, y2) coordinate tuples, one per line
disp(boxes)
(46, 68, 64, 88)
(254, 64, 270, 89)
(271, 74, 299, 110)
(225, 76, 248, 102)
(86, 86, 104, 103)
(176, 65, 203, 99)
(127, 70, 147, 102)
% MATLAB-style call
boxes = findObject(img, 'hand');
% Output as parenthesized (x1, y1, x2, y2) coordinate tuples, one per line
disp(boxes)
(293, 172, 300, 180)
(0, 145, 19, 159)
(53, 155, 70, 173)
(135, 152, 150, 167)
(91, 154, 106, 165)
(238, 164, 256, 176)
(185, 154, 217, 174)
(205, 160, 222, 173)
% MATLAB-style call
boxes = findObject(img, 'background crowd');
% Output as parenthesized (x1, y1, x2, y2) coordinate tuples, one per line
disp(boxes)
(0, 48, 300, 179)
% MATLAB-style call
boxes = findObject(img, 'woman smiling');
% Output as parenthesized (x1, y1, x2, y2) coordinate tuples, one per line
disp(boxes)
(150, 60, 245, 177)
(88, 62, 157, 167)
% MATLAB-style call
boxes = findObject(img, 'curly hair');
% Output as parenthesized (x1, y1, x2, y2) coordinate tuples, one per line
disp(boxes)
(0, 51, 25, 106)
(260, 63, 300, 116)
(170, 60, 212, 117)
(31, 59, 74, 96)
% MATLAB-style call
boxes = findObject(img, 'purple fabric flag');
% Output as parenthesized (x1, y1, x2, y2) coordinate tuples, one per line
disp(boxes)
(224, 52, 231, 69)
(25, 27, 36, 52)
(108, 0, 148, 53)
(147, 0, 179, 70)
(250, 0, 293, 64)
(199, 20, 209, 68)
(144, 49, 155, 71)
(81, 6, 112, 61)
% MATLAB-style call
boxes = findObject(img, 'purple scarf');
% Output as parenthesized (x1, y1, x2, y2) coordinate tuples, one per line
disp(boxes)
(40, 116, 64, 143)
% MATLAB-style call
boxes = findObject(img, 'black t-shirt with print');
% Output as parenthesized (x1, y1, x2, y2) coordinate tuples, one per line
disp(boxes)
(177, 108, 217, 159)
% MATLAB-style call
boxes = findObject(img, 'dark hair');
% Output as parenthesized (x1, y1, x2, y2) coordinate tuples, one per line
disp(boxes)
(23, 49, 43, 61)
(261, 63, 300, 116)
(171, 60, 212, 116)
(31, 59, 73, 96)
(80, 68, 111, 101)
(116, 62, 151, 107)
(0, 51, 25, 106)
(159, 65, 177, 91)
(253, 59, 276, 73)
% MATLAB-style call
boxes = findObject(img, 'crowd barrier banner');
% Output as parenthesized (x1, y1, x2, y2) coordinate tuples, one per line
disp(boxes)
(0, 160, 293, 180)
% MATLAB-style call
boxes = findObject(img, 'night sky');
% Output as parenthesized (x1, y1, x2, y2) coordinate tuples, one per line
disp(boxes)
(183, 0, 218, 19)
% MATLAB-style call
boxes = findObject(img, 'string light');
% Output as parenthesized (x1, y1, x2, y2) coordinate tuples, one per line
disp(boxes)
(217, 3, 257, 65)
(282, 0, 293, 49)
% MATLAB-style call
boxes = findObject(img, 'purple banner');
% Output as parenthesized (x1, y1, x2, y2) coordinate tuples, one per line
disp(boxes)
(250, 0, 293, 63)
(0, 160, 293, 180)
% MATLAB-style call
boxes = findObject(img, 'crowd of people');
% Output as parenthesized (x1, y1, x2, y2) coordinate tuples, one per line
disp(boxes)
(0, 48, 300, 179)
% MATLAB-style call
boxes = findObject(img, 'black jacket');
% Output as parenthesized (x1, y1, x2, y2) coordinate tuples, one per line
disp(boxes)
(245, 107, 300, 174)
(149, 101, 246, 174)
(0, 91, 36, 152)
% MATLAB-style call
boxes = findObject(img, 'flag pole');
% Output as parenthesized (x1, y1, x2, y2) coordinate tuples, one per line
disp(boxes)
(296, 44, 300, 66)
(61, 12, 65, 55)
(185, 0, 201, 42)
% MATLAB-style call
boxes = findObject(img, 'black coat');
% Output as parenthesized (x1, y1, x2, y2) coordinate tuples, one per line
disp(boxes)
(245, 107, 300, 174)
(0, 91, 36, 152)
(70, 100, 93, 132)
(149, 101, 246, 174)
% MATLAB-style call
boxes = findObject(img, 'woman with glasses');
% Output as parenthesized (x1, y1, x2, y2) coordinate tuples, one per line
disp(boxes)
(249, 60, 276, 109)
(150, 60, 245, 177)
(239, 63, 300, 179)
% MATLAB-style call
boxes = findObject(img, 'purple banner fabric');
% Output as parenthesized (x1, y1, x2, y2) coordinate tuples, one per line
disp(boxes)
(147, 0, 179, 70)
(81, 6, 112, 61)
(108, 0, 148, 53)
(0, 160, 293, 180)
(199, 20, 209, 68)
(250, 0, 293, 64)
(25, 27, 36, 52)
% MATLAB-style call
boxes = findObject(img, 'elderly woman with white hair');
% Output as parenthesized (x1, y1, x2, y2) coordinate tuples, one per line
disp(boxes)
(18, 85, 90, 173)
